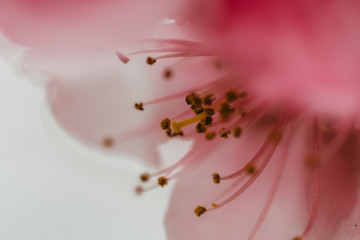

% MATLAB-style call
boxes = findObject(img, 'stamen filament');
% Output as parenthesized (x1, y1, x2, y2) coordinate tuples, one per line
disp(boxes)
(246, 124, 295, 240)
(299, 119, 321, 238)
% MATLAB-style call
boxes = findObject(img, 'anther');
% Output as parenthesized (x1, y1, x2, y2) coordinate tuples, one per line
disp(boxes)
(205, 132, 216, 140)
(204, 108, 215, 115)
(245, 163, 256, 175)
(194, 206, 207, 217)
(233, 127, 243, 138)
(225, 90, 238, 102)
(115, 51, 129, 64)
(292, 237, 302, 240)
(163, 67, 173, 79)
(196, 123, 207, 133)
(211, 203, 218, 207)
(194, 107, 204, 115)
(146, 56, 156, 65)
(102, 137, 114, 148)
(161, 118, 171, 130)
(158, 176, 169, 187)
(134, 102, 144, 111)
(212, 173, 220, 184)
(201, 116, 213, 125)
(135, 186, 144, 195)
(219, 128, 231, 138)
(166, 129, 173, 137)
(237, 106, 247, 117)
(140, 172, 150, 182)
(173, 131, 184, 137)
(203, 94, 215, 106)
(219, 103, 235, 120)
(185, 93, 202, 107)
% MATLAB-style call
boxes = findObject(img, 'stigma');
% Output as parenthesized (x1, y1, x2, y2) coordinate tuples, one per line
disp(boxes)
(157, 86, 253, 140)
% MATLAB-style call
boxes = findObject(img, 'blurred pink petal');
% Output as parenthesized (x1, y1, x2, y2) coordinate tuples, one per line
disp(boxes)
(179, 0, 360, 116)
(0, 0, 180, 54)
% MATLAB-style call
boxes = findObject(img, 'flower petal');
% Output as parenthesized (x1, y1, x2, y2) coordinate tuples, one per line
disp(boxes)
(165, 127, 310, 240)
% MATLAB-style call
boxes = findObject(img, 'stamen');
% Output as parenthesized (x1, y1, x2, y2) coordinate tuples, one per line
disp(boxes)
(135, 186, 144, 195)
(204, 108, 215, 115)
(211, 202, 218, 207)
(219, 103, 235, 120)
(212, 173, 220, 184)
(163, 67, 173, 79)
(246, 124, 295, 240)
(204, 94, 215, 105)
(115, 51, 130, 64)
(296, 119, 321, 239)
(219, 128, 231, 138)
(225, 90, 238, 102)
(134, 102, 144, 111)
(161, 118, 171, 130)
(102, 137, 114, 148)
(194, 206, 207, 217)
(201, 116, 213, 125)
(245, 163, 256, 175)
(140, 172, 150, 182)
(158, 176, 169, 187)
(196, 123, 207, 133)
(199, 116, 289, 213)
(205, 132, 216, 140)
(233, 127, 243, 138)
(146, 56, 157, 65)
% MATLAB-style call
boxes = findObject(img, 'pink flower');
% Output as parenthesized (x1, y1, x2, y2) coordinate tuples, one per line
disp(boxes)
(179, 0, 360, 116)
(1, 1, 360, 240)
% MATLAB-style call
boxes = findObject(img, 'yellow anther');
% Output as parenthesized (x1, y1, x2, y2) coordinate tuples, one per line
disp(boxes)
(203, 94, 215, 106)
(161, 118, 171, 130)
(163, 67, 173, 79)
(245, 163, 256, 175)
(140, 172, 150, 182)
(225, 90, 238, 102)
(201, 116, 213, 125)
(219, 102, 235, 120)
(146, 56, 156, 65)
(211, 203, 218, 207)
(194, 206, 207, 217)
(196, 123, 207, 133)
(134, 102, 144, 111)
(205, 132, 216, 140)
(233, 127, 243, 138)
(212, 173, 220, 184)
(158, 176, 168, 187)
(102, 137, 114, 148)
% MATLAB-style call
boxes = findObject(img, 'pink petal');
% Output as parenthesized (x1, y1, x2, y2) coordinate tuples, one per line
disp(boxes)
(165, 128, 310, 240)
(0, 0, 180, 54)
(308, 134, 360, 240)
(180, 0, 360, 116)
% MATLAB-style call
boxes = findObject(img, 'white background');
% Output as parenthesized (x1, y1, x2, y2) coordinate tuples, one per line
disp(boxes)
(0, 54, 171, 239)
